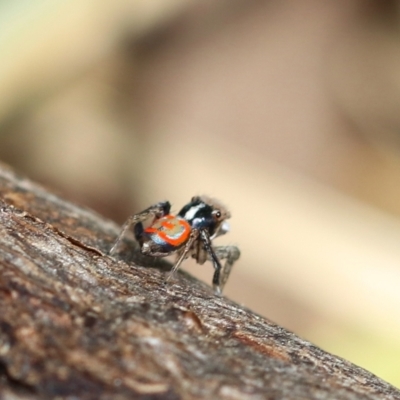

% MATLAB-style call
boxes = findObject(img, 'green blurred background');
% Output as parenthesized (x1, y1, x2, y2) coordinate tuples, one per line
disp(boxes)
(0, 0, 400, 387)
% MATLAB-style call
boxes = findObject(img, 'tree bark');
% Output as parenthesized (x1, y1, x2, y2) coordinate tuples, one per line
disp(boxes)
(0, 161, 398, 400)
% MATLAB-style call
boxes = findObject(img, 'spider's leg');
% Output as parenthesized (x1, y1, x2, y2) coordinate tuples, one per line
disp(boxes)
(109, 201, 170, 256)
(212, 245, 240, 292)
(198, 230, 225, 295)
(165, 229, 199, 283)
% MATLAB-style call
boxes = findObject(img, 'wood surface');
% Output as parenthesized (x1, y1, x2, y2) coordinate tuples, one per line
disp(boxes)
(0, 162, 398, 400)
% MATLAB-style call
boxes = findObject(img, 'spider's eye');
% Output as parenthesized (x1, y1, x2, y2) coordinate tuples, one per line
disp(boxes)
(213, 210, 222, 220)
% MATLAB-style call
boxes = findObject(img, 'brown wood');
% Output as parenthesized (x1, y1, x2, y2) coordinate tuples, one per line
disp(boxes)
(0, 161, 398, 400)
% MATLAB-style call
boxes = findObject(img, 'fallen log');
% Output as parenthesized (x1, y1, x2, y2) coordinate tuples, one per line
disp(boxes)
(0, 162, 398, 400)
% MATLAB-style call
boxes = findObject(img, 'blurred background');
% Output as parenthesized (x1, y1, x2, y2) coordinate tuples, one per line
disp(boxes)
(0, 0, 400, 386)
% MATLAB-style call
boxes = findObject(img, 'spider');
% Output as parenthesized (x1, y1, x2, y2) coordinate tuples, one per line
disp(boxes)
(109, 195, 240, 294)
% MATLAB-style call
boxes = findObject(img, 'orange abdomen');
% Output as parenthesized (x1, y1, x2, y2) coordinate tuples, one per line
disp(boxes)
(144, 215, 191, 248)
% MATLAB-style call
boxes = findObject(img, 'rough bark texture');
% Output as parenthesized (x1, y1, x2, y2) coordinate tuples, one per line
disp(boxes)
(0, 161, 399, 400)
